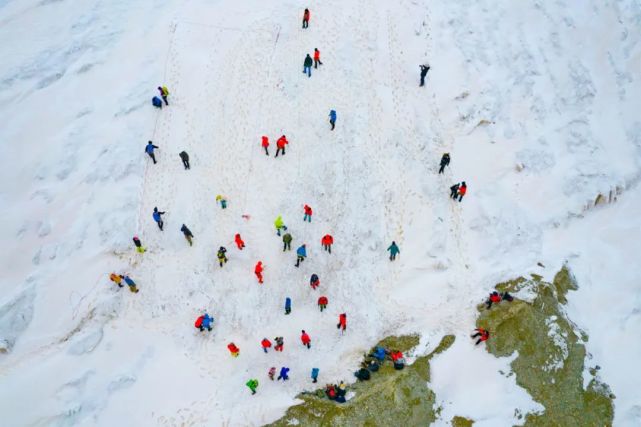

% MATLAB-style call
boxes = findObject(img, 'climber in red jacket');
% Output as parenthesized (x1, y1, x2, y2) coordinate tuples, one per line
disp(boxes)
(276, 135, 288, 157)
(471, 328, 490, 345)
(303, 204, 313, 222)
(390, 350, 403, 362)
(261, 338, 272, 353)
(302, 8, 310, 28)
(337, 313, 347, 332)
(261, 136, 269, 156)
(227, 342, 240, 357)
(486, 291, 502, 309)
(313, 48, 322, 68)
(235, 233, 245, 250)
(255, 261, 264, 284)
(457, 181, 467, 202)
(321, 234, 334, 253)
(301, 330, 311, 349)
(317, 296, 328, 312)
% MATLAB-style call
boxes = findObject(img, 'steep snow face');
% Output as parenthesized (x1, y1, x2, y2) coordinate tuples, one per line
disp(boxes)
(0, 0, 639, 425)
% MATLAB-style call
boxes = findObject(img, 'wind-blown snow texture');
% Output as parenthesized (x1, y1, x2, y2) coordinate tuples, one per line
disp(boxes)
(0, 0, 639, 425)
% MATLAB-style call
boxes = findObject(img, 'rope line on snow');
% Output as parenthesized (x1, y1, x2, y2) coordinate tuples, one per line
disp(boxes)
(133, 21, 178, 258)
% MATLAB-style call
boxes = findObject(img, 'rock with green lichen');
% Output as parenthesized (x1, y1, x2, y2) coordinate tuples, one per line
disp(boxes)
(451, 415, 474, 426)
(268, 334, 455, 426)
(477, 267, 614, 426)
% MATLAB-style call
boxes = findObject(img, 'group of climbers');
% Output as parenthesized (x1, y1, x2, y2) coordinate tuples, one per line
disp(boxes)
(260, 135, 289, 157)
(152, 85, 169, 108)
(450, 181, 467, 202)
(120, 7, 434, 400)
(485, 290, 514, 310)
(355, 345, 406, 383)
(109, 273, 139, 293)
(195, 313, 214, 332)
(468, 290, 516, 346)
(324, 382, 347, 403)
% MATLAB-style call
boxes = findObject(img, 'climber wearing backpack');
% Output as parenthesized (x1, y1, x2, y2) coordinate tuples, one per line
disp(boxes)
(158, 85, 169, 105)
(132, 236, 146, 253)
(317, 295, 328, 312)
(302, 8, 310, 28)
(261, 136, 269, 156)
(274, 336, 284, 352)
(295, 244, 307, 267)
(194, 313, 213, 332)
(215, 195, 227, 209)
(227, 342, 240, 357)
(217, 246, 228, 267)
(310, 274, 320, 290)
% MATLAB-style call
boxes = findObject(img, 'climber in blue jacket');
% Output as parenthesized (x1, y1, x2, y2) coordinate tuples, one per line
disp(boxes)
(295, 244, 307, 267)
(285, 297, 292, 315)
(145, 141, 159, 164)
(152, 207, 166, 231)
(278, 367, 290, 381)
(329, 110, 337, 131)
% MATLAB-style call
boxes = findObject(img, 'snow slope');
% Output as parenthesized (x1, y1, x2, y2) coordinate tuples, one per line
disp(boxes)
(0, 0, 639, 425)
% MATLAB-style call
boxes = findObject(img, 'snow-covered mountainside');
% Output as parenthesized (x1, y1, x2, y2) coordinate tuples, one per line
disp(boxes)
(0, 0, 639, 425)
